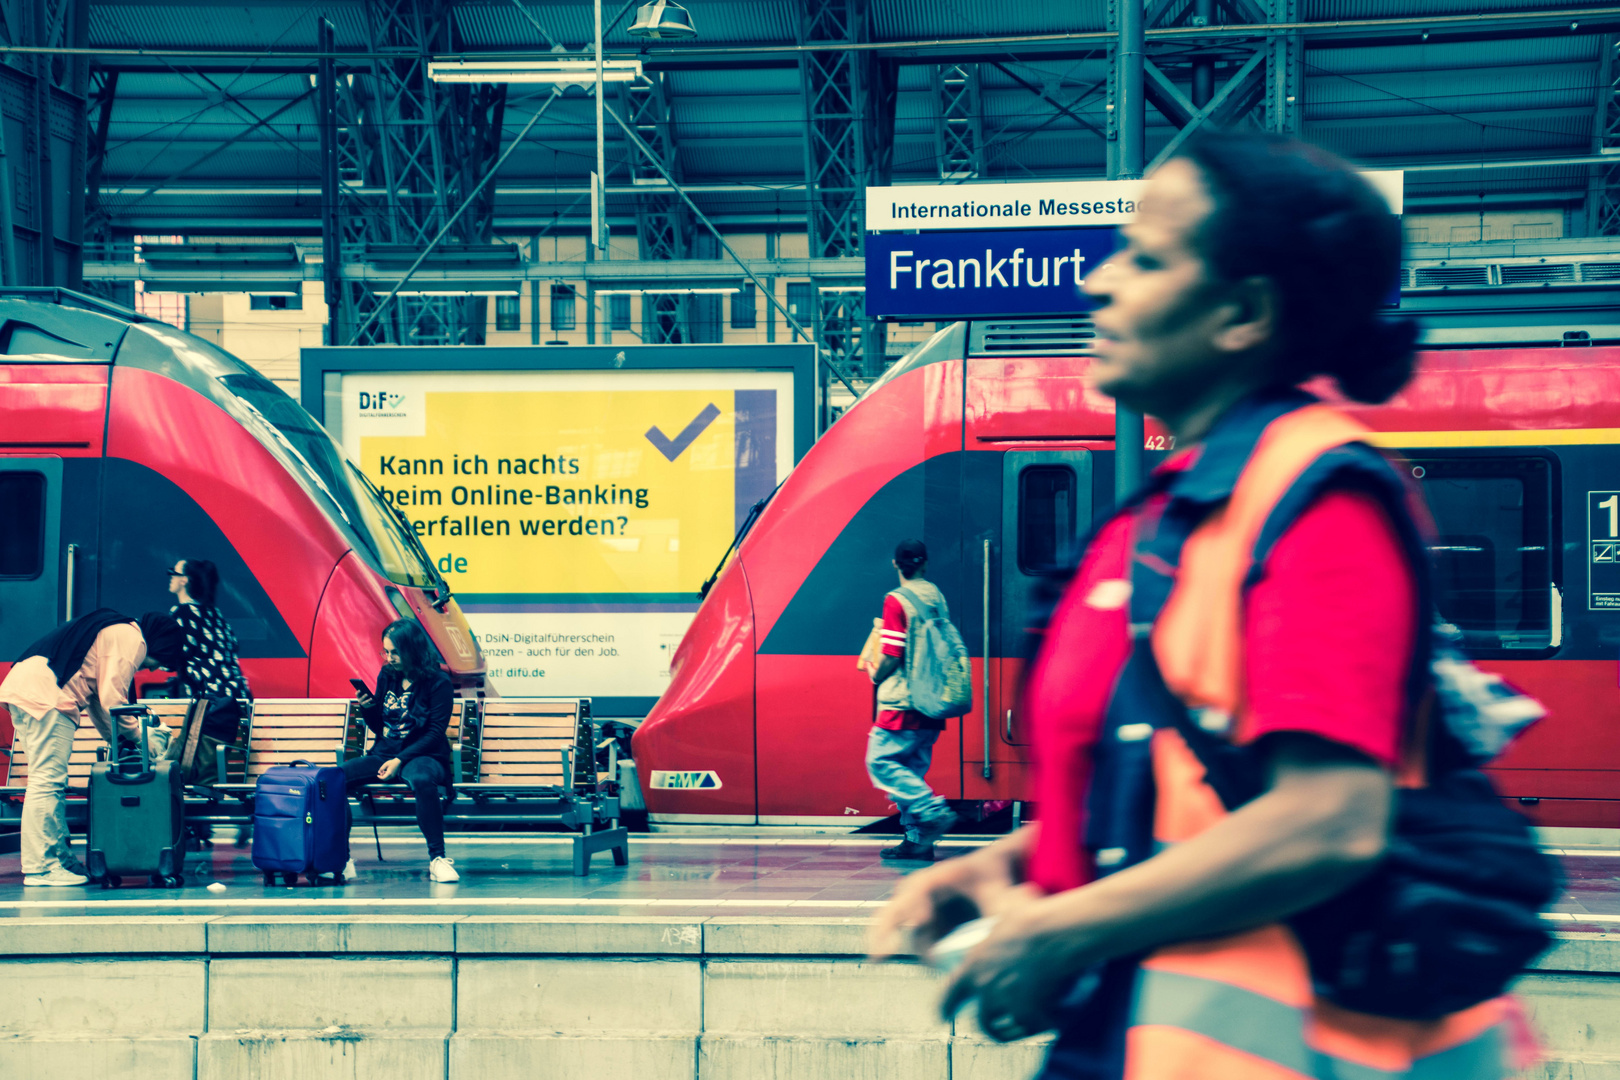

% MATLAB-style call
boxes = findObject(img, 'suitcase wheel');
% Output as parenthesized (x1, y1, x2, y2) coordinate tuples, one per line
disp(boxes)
(101, 875, 121, 889)
(332, 872, 346, 884)
(262, 871, 276, 886)
(282, 873, 299, 886)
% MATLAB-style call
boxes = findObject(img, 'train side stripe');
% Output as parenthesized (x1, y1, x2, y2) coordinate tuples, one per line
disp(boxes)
(1364, 430, 1620, 447)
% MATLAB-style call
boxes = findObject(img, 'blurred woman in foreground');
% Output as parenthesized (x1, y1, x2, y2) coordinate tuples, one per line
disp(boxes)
(871, 133, 1537, 1079)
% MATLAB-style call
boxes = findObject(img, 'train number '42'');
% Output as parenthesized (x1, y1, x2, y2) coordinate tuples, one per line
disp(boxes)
(1145, 434, 1177, 450)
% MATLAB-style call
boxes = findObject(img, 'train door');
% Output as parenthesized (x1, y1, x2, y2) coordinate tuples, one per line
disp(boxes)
(0, 456, 63, 659)
(965, 448, 1092, 796)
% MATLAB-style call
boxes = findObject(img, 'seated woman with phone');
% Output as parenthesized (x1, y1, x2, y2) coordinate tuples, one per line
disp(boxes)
(345, 619, 459, 883)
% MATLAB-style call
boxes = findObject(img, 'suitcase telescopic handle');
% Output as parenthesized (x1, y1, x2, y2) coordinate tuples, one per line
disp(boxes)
(109, 704, 155, 778)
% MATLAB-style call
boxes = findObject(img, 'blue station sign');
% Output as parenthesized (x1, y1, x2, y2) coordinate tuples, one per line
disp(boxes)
(864, 227, 1120, 320)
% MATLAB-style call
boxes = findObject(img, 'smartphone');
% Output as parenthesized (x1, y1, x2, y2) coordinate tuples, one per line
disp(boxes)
(349, 678, 372, 697)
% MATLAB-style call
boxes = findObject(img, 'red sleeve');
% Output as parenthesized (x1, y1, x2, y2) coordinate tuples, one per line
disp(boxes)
(1242, 489, 1416, 768)
(880, 594, 908, 657)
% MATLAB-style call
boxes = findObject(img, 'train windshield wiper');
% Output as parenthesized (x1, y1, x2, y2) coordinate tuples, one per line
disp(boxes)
(699, 485, 779, 599)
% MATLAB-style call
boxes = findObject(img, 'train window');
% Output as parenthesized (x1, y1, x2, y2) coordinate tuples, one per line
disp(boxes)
(1410, 456, 1554, 654)
(0, 471, 45, 579)
(216, 370, 438, 590)
(1018, 465, 1077, 575)
(494, 295, 521, 332)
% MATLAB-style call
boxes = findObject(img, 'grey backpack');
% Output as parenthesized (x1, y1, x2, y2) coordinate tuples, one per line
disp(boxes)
(896, 586, 973, 719)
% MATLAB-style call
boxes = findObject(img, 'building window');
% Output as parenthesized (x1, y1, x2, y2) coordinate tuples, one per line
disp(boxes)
(1411, 455, 1554, 655)
(0, 471, 45, 579)
(1017, 465, 1077, 575)
(250, 294, 303, 311)
(785, 282, 812, 324)
(608, 294, 631, 331)
(731, 283, 757, 329)
(134, 281, 187, 331)
(550, 284, 577, 331)
(495, 294, 521, 332)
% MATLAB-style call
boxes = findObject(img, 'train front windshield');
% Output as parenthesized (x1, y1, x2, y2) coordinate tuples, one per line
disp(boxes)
(217, 371, 438, 589)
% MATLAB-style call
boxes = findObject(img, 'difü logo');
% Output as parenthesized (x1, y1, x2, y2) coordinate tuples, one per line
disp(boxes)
(357, 390, 406, 411)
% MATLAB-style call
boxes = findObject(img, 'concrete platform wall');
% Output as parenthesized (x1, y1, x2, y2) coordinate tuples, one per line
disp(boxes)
(0, 917, 1615, 1080)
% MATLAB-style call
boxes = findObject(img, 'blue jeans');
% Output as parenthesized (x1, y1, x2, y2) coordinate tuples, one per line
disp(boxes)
(865, 726, 951, 842)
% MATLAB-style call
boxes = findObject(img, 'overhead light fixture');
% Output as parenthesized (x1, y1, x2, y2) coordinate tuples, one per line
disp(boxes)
(627, 0, 697, 40)
(427, 58, 644, 85)
(596, 287, 739, 295)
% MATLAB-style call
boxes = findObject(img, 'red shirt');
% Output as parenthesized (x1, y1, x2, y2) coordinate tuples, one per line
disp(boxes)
(1023, 485, 1417, 895)
(875, 592, 943, 731)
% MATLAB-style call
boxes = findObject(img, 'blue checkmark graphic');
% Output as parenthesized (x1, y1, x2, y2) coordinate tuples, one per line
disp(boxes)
(646, 403, 721, 461)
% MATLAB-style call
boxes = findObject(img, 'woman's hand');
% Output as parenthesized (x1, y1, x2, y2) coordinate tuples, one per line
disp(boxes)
(940, 893, 1081, 1040)
(376, 757, 404, 781)
(355, 689, 374, 709)
(869, 828, 1033, 960)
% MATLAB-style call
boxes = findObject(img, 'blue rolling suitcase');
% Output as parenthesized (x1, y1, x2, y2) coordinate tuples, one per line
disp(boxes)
(251, 760, 349, 885)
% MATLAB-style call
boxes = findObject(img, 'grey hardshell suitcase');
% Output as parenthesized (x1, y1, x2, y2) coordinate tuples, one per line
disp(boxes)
(86, 704, 185, 887)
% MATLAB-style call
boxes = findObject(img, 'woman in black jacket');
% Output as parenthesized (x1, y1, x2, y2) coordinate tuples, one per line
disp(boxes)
(346, 619, 459, 882)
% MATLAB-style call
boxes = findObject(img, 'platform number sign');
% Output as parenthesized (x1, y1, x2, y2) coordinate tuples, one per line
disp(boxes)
(1590, 491, 1620, 610)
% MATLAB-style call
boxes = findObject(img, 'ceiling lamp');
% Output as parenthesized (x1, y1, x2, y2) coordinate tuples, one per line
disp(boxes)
(626, 0, 697, 40)
(427, 58, 644, 84)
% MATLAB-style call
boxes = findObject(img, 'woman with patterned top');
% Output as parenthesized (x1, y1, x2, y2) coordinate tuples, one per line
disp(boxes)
(167, 559, 252, 780)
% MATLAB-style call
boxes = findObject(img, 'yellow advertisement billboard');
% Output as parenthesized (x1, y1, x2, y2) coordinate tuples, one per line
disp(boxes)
(339, 368, 795, 709)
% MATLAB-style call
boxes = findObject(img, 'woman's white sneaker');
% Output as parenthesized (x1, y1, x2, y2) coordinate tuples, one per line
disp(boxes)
(429, 856, 460, 883)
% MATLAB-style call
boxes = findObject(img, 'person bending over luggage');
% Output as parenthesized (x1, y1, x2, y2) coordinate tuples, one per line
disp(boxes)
(0, 610, 186, 886)
(345, 619, 460, 883)
(166, 558, 253, 782)
(867, 539, 959, 863)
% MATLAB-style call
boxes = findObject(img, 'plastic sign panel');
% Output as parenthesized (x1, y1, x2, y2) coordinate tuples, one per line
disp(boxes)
(862, 172, 1403, 319)
(865, 228, 1121, 319)
(340, 369, 794, 710)
(864, 172, 1402, 232)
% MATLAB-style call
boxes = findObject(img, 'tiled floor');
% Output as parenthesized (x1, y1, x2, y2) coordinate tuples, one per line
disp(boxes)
(2, 831, 1617, 925)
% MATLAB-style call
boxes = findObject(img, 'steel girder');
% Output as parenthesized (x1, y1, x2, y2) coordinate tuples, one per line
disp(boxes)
(331, 0, 508, 345)
(0, 0, 86, 286)
(1115, 0, 1290, 178)
(933, 64, 983, 181)
(799, 0, 895, 379)
(622, 72, 691, 343)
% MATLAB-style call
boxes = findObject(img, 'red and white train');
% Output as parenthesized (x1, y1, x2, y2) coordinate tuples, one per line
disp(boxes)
(636, 318, 1620, 830)
(0, 289, 485, 753)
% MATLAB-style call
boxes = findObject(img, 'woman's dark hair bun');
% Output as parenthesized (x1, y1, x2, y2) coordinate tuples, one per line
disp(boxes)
(1176, 132, 1416, 405)
(183, 558, 221, 607)
(1333, 316, 1420, 405)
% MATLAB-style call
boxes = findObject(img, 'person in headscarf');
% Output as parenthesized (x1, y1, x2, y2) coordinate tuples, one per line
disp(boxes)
(1, 609, 185, 886)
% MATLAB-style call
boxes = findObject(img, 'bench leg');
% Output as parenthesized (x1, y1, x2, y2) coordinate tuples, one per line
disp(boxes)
(571, 826, 630, 876)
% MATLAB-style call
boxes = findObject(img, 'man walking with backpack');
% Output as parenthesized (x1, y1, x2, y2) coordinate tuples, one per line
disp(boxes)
(867, 540, 964, 862)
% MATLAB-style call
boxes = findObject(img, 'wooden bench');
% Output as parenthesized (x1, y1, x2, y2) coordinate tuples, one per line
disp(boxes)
(350, 697, 629, 875)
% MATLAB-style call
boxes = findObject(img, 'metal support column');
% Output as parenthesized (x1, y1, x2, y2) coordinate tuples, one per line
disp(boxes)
(337, 0, 507, 345)
(317, 18, 341, 346)
(1590, 34, 1620, 236)
(1111, 0, 1145, 500)
(623, 73, 691, 343)
(800, 0, 895, 380)
(933, 63, 983, 181)
(1265, 0, 1302, 135)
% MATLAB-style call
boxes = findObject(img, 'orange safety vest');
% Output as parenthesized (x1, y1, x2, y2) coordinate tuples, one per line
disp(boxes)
(1123, 403, 1531, 1080)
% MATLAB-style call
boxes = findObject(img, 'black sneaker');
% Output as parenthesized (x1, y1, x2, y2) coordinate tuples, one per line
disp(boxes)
(880, 839, 936, 862)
